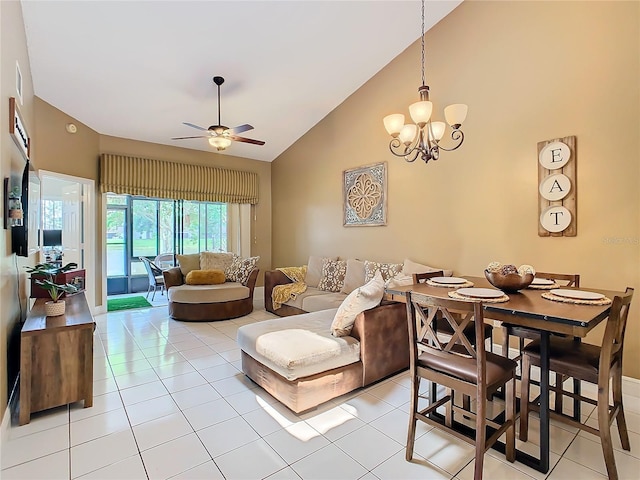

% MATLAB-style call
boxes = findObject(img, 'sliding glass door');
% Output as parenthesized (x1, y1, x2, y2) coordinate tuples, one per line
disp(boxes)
(106, 194, 228, 295)
(106, 196, 129, 294)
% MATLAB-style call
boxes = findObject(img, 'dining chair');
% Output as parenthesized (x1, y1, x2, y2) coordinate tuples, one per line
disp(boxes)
(413, 272, 494, 352)
(405, 291, 517, 480)
(519, 287, 634, 480)
(139, 256, 165, 300)
(501, 272, 580, 411)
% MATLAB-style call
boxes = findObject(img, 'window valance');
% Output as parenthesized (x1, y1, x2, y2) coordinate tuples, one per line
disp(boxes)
(99, 154, 259, 204)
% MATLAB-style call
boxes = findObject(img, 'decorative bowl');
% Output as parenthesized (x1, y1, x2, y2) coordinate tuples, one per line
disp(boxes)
(484, 270, 534, 293)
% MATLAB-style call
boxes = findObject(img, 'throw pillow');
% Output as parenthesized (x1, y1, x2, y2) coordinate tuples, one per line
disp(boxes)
(340, 258, 366, 294)
(225, 255, 260, 285)
(364, 260, 402, 282)
(200, 251, 235, 271)
(331, 271, 385, 337)
(305, 255, 338, 288)
(185, 269, 226, 285)
(402, 258, 453, 277)
(318, 258, 347, 292)
(176, 253, 200, 276)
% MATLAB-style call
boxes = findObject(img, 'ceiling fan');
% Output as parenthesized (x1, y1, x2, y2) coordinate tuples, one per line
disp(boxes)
(172, 76, 265, 151)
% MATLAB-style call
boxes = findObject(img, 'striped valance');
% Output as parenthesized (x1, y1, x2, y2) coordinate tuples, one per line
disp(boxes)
(99, 154, 259, 204)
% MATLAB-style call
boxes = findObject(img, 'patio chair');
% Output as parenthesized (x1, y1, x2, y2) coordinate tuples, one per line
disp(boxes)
(140, 256, 165, 300)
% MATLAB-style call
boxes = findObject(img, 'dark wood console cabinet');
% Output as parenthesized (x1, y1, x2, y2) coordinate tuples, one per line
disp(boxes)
(19, 292, 94, 425)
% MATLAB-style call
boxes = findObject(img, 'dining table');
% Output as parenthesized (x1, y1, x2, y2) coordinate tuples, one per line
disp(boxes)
(386, 275, 625, 474)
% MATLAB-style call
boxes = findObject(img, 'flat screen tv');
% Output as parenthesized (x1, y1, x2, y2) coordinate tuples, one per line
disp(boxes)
(12, 161, 40, 257)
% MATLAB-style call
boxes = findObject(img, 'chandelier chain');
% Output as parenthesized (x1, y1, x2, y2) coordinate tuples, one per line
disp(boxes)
(421, 0, 425, 86)
(382, 0, 467, 165)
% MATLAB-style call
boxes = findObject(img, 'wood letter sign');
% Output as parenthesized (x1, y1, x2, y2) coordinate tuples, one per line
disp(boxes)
(538, 136, 576, 237)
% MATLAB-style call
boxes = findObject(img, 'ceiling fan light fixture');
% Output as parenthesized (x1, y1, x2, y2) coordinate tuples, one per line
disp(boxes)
(208, 136, 232, 151)
(172, 75, 265, 149)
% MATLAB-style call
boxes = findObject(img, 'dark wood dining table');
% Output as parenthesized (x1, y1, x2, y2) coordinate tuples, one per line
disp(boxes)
(386, 275, 624, 474)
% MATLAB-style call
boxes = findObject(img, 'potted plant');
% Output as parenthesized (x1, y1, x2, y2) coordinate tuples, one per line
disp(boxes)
(26, 262, 80, 316)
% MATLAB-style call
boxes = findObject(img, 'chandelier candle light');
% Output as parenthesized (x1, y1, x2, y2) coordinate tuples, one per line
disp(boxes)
(383, 0, 468, 164)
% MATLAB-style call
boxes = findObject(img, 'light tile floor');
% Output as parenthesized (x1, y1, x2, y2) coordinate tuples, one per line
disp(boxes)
(2, 292, 640, 479)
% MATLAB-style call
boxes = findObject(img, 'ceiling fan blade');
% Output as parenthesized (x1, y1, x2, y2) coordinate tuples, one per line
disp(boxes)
(182, 122, 207, 131)
(227, 124, 254, 135)
(171, 135, 209, 140)
(229, 135, 265, 146)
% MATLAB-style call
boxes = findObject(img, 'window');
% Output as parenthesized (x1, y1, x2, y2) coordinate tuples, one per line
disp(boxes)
(106, 208, 126, 277)
(42, 199, 63, 229)
(181, 201, 228, 253)
(105, 193, 231, 294)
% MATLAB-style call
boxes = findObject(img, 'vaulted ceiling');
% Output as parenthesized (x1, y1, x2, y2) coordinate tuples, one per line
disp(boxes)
(21, 1, 462, 162)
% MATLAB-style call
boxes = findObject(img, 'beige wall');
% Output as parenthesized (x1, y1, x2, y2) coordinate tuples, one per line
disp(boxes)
(33, 97, 101, 302)
(0, 0, 35, 420)
(33, 98, 272, 309)
(272, 2, 640, 377)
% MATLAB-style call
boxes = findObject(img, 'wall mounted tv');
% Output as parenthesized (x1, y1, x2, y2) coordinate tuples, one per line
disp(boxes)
(12, 161, 40, 257)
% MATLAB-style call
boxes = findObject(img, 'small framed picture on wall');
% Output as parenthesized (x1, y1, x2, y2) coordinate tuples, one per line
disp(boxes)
(16, 61, 23, 105)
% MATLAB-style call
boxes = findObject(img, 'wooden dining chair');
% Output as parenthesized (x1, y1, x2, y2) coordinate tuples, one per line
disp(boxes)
(501, 272, 580, 411)
(519, 287, 634, 480)
(405, 291, 517, 480)
(413, 272, 494, 352)
(501, 272, 581, 358)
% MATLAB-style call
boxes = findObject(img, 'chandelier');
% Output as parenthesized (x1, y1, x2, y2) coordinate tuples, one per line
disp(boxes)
(383, 0, 468, 164)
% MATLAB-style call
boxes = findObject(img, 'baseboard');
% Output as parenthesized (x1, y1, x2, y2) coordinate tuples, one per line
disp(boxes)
(1, 403, 11, 445)
(2, 376, 19, 444)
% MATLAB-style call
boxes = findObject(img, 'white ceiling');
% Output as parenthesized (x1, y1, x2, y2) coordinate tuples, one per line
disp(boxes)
(21, 1, 462, 162)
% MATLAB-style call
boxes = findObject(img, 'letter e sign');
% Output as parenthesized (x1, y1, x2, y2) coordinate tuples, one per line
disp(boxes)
(539, 142, 570, 169)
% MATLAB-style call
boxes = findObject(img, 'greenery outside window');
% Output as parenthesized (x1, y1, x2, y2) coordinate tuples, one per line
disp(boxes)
(106, 193, 231, 294)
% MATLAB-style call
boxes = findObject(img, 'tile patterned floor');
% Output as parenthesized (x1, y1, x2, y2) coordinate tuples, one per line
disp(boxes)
(2, 292, 640, 479)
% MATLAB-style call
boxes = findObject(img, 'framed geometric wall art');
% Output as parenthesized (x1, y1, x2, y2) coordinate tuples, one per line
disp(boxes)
(343, 161, 387, 227)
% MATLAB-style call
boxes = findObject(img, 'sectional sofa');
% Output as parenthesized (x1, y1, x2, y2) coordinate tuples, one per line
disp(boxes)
(237, 256, 450, 412)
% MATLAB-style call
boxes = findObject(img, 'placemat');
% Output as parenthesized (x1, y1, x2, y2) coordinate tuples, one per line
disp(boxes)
(527, 283, 560, 290)
(448, 291, 510, 303)
(541, 292, 612, 306)
(427, 279, 474, 288)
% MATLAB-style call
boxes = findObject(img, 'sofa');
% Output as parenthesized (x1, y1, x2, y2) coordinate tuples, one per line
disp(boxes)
(237, 300, 408, 413)
(238, 256, 451, 413)
(163, 251, 260, 322)
(264, 256, 451, 317)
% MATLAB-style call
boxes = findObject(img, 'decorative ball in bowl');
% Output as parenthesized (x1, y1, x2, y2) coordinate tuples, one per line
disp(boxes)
(484, 263, 535, 293)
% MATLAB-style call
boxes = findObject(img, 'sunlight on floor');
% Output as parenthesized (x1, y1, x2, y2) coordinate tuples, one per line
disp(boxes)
(257, 396, 358, 442)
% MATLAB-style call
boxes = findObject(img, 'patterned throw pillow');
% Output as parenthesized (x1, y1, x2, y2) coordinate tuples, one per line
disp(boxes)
(318, 258, 347, 292)
(364, 260, 402, 282)
(305, 255, 338, 288)
(225, 255, 260, 285)
(200, 251, 234, 271)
